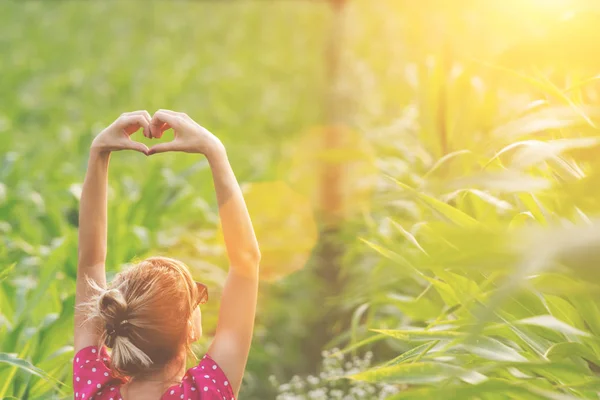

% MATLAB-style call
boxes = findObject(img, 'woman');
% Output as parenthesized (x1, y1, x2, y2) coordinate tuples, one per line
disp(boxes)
(73, 110, 260, 400)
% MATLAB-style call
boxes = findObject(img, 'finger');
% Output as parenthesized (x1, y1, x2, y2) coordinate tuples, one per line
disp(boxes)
(168, 109, 190, 121)
(151, 110, 182, 131)
(122, 110, 152, 119)
(156, 109, 179, 115)
(156, 109, 189, 122)
(121, 111, 152, 137)
(117, 115, 150, 136)
(141, 111, 152, 138)
(124, 140, 150, 155)
(153, 122, 171, 139)
(148, 141, 179, 155)
(141, 110, 152, 121)
(150, 123, 168, 139)
(149, 119, 169, 139)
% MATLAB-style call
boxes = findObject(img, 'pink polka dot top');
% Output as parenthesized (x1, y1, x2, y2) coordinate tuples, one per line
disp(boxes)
(73, 346, 236, 400)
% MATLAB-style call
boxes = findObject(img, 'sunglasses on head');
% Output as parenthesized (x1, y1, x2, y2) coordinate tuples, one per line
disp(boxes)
(195, 281, 208, 307)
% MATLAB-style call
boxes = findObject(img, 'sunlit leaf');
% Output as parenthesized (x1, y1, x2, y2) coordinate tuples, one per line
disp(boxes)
(545, 342, 600, 365)
(372, 328, 465, 341)
(423, 150, 474, 178)
(442, 189, 513, 212)
(387, 378, 567, 400)
(491, 106, 600, 140)
(348, 361, 487, 385)
(389, 178, 480, 228)
(383, 342, 439, 366)
(0, 353, 59, 385)
(516, 315, 591, 337)
(0, 263, 15, 282)
(331, 334, 387, 357)
(359, 238, 422, 275)
(389, 219, 429, 255)
(449, 170, 551, 193)
(509, 212, 536, 229)
(458, 336, 528, 362)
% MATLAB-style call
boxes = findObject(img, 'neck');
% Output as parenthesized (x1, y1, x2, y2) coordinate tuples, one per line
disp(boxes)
(127, 352, 187, 389)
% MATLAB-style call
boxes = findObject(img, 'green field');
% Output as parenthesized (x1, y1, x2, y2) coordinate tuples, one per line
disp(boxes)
(4, 1, 600, 399)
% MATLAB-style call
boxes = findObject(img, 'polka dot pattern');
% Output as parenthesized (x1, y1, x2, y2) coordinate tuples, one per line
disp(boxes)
(73, 346, 125, 399)
(73, 346, 236, 399)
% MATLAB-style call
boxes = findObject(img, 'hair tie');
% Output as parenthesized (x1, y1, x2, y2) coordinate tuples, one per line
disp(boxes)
(106, 320, 130, 340)
(105, 323, 117, 348)
(106, 323, 116, 336)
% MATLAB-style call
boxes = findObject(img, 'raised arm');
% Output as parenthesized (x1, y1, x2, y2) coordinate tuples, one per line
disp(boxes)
(74, 111, 151, 353)
(149, 110, 260, 396)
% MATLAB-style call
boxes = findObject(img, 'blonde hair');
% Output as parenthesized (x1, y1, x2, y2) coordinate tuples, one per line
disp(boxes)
(78, 256, 200, 378)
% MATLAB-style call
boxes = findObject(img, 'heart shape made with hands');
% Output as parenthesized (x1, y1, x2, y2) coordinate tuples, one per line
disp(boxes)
(144, 111, 178, 154)
(109, 109, 216, 156)
(118, 110, 191, 156)
(147, 114, 171, 141)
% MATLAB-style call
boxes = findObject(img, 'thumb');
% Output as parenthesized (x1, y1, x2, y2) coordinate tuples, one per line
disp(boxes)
(148, 142, 178, 155)
(126, 141, 150, 155)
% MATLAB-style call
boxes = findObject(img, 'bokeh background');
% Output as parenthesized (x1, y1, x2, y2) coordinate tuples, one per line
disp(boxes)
(4, 0, 600, 399)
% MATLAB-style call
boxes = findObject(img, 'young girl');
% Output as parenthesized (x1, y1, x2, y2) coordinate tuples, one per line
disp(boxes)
(73, 110, 260, 400)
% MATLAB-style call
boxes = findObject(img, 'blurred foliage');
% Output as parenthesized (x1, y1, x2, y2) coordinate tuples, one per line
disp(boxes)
(4, 0, 600, 399)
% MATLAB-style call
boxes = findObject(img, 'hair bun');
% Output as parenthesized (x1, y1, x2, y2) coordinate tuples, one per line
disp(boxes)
(98, 289, 129, 348)
(98, 288, 128, 324)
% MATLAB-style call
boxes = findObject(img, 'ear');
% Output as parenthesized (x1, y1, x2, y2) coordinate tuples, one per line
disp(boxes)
(188, 319, 196, 342)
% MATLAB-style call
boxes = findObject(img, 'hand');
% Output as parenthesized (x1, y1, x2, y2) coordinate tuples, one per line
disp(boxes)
(147, 110, 224, 157)
(91, 111, 151, 155)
